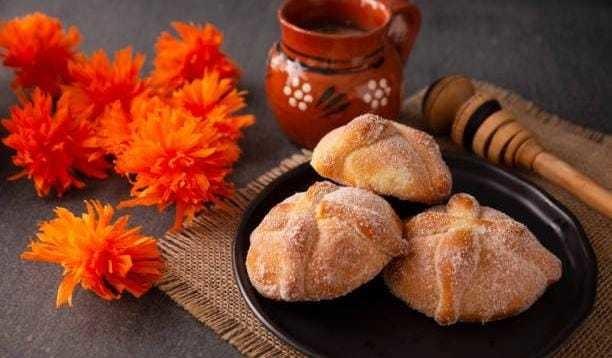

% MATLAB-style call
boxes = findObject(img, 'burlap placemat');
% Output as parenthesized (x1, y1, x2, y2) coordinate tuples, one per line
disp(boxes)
(157, 81, 611, 357)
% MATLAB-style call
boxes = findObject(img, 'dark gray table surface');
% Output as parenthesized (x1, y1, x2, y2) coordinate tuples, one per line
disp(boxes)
(1, 0, 610, 357)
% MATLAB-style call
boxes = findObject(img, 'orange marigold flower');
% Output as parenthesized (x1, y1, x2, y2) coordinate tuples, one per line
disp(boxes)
(1, 88, 108, 197)
(115, 103, 240, 230)
(97, 95, 167, 156)
(0, 12, 81, 95)
(151, 22, 239, 93)
(96, 100, 131, 156)
(21, 200, 164, 307)
(60, 47, 147, 122)
(172, 71, 254, 140)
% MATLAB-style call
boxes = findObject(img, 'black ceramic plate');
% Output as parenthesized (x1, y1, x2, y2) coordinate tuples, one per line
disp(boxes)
(232, 152, 597, 358)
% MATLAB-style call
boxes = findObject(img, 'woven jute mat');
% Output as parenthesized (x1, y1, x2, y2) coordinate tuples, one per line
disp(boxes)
(157, 81, 611, 357)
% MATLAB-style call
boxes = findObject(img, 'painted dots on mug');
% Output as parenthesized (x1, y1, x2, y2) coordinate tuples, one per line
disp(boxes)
(362, 78, 391, 110)
(283, 76, 312, 111)
(381, 79, 391, 95)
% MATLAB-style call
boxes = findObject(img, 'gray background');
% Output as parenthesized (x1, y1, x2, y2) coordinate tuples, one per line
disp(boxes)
(1, 0, 610, 357)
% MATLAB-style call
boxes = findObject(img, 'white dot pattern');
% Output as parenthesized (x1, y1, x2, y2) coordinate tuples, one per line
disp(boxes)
(283, 77, 312, 111)
(362, 77, 391, 110)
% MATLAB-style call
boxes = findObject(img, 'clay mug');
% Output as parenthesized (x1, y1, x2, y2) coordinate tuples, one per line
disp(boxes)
(266, 0, 421, 149)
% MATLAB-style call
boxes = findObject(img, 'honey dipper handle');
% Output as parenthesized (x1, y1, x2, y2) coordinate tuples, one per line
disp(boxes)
(532, 152, 612, 218)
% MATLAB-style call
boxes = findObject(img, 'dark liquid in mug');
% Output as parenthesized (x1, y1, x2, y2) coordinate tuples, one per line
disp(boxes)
(299, 19, 367, 35)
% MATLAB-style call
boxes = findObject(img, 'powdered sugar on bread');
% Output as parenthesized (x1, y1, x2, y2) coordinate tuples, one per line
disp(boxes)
(311, 113, 452, 204)
(384, 193, 562, 325)
(247, 181, 408, 301)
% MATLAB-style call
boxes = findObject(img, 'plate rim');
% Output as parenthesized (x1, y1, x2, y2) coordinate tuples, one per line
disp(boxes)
(231, 151, 598, 358)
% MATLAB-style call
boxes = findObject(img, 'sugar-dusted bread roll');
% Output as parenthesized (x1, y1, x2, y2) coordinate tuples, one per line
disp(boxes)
(384, 193, 562, 325)
(311, 113, 452, 204)
(247, 181, 408, 301)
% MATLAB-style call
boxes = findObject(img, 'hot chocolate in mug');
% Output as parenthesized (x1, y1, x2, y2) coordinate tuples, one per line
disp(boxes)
(266, 0, 421, 148)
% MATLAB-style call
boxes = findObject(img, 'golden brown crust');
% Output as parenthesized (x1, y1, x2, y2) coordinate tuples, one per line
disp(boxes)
(311, 113, 452, 204)
(246, 181, 408, 301)
(384, 193, 562, 325)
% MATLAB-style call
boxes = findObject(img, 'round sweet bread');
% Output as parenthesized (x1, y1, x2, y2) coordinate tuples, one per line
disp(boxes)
(311, 114, 452, 204)
(247, 181, 408, 301)
(384, 193, 562, 325)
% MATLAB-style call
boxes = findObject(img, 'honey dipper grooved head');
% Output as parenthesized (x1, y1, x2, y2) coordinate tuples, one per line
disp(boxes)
(486, 121, 525, 164)
(472, 110, 514, 157)
(451, 93, 500, 147)
(422, 74, 475, 135)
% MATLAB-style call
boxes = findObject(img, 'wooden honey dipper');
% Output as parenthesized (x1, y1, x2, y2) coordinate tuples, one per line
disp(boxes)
(422, 74, 612, 218)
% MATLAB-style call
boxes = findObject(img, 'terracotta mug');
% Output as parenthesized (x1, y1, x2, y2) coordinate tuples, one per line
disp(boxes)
(266, 0, 421, 149)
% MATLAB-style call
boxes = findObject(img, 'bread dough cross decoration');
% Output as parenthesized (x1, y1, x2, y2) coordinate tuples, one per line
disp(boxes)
(422, 74, 612, 218)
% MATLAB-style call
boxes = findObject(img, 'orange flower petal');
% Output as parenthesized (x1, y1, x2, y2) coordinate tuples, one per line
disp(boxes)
(150, 22, 239, 93)
(56, 270, 82, 307)
(21, 200, 164, 307)
(1, 88, 109, 196)
(0, 12, 81, 95)
(173, 71, 255, 140)
(60, 47, 147, 124)
(115, 97, 242, 229)
(96, 94, 168, 157)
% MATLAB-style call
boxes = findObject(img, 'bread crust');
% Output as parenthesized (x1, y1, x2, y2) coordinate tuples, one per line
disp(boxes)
(384, 193, 562, 325)
(246, 181, 408, 301)
(311, 113, 452, 204)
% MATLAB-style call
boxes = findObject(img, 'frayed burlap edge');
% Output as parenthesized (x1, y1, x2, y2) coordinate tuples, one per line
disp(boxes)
(158, 81, 610, 357)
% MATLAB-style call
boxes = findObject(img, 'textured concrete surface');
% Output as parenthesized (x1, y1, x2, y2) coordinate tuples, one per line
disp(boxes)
(1, 0, 610, 357)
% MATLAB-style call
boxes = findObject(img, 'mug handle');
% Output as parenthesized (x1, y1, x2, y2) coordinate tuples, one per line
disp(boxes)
(384, 0, 421, 64)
